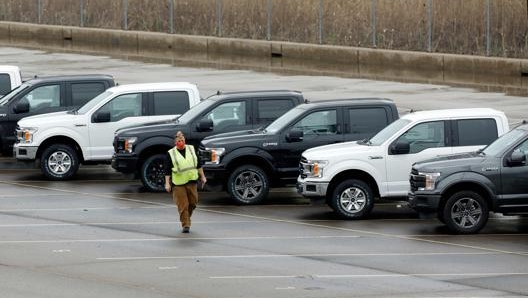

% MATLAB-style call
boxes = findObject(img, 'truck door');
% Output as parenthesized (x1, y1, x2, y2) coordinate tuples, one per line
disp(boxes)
(278, 108, 343, 181)
(499, 138, 528, 212)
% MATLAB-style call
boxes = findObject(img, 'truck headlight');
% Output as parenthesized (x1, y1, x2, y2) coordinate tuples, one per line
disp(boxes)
(17, 127, 38, 144)
(306, 160, 328, 178)
(122, 137, 137, 153)
(204, 147, 225, 164)
(419, 172, 440, 190)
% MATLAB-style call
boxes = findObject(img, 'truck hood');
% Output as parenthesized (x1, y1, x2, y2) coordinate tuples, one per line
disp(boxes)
(413, 151, 487, 172)
(201, 129, 275, 147)
(115, 119, 179, 136)
(302, 141, 377, 159)
(17, 111, 72, 126)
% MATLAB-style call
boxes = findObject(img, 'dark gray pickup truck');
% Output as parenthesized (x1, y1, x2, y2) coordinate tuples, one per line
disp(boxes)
(409, 123, 528, 234)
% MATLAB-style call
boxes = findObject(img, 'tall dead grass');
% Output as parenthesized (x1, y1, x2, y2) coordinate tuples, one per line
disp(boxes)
(0, 0, 526, 58)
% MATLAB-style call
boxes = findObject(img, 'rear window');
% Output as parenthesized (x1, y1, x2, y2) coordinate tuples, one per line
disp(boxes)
(256, 99, 295, 125)
(153, 91, 190, 115)
(349, 107, 389, 135)
(457, 118, 498, 146)
(0, 74, 11, 96)
(71, 82, 106, 106)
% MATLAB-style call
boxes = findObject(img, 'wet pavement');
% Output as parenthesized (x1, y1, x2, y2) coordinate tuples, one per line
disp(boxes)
(1, 46, 528, 298)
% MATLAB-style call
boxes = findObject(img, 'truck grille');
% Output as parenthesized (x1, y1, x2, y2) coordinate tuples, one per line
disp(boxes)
(198, 144, 211, 162)
(409, 167, 425, 192)
(299, 156, 308, 178)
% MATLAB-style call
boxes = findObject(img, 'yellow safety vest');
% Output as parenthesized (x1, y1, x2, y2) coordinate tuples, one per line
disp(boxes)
(168, 145, 199, 185)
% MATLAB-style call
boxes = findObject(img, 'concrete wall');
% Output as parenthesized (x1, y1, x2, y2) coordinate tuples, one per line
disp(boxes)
(0, 21, 526, 95)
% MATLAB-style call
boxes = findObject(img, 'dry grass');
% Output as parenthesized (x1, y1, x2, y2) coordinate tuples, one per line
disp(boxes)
(0, 0, 526, 58)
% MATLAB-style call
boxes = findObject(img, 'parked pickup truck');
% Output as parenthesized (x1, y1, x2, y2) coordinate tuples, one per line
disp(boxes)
(14, 82, 200, 180)
(199, 98, 399, 204)
(112, 90, 306, 192)
(0, 74, 116, 155)
(409, 122, 528, 234)
(298, 108, 510, 220)
(0, 65, 22, 97)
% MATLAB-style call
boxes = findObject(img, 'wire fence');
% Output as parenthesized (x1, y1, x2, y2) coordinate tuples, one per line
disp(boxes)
(0, 0, 527, 58)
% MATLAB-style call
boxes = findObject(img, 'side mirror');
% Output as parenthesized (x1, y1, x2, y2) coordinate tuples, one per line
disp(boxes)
(197, 118, 213, 132)
(92, 111, 111, 123)
(14, 99, 30, 114)
(391, 139, 410, 154)
(508, 151, 526, 166)
(286, 129, 303, 142)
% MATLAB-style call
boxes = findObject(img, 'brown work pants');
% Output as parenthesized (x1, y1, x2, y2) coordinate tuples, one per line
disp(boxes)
(171, 182, 198, 228)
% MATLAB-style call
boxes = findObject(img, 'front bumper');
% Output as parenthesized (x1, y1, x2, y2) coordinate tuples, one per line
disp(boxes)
(407, 191, 442, 213)
(296, 177, 329, 197)
(202, 164, 227, 189)
(13, 144, 38, 160)
(111, 154, 139, 174)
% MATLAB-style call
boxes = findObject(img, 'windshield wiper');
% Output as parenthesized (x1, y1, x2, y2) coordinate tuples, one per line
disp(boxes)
(358, 138, 371, 145)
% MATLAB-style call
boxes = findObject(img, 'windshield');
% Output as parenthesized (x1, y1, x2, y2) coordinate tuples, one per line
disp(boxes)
(368, 118, 411, 146)
(177, 99, 215, 123)
(482, 128, 526, 156)
(265, 107, 306, 133)
(76, 90, 112, 114)
(0, 84, 29, 106)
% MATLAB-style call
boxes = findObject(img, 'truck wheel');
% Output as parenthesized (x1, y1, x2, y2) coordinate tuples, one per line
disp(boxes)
(330, 179, 374, 219)
(442, 191, 489, 234)
(228, 165, 269, 205)
(140, 153, 166, 193)
(40, 144, 79, 180)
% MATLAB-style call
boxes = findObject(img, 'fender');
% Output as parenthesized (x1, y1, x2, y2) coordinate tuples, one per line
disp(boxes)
(221, 146, 275, 169)
(324, 157, 386, 195)
(34, 126, 88, 156)
(135, 135, 173, 154)
(437, 171, 497, 203)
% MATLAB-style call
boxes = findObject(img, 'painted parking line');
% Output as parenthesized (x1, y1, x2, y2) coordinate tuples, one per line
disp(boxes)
(210, 272, 528, 279)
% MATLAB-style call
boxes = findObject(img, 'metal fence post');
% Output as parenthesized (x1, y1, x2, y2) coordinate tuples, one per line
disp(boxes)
(168, 0, 174, 33)
(486, 0, 491, 56)
(80, 0, 84, 27)
(37, 0, 42, 24)
(266, 0, 272, 40)
(371, 0, 377, 48)
(427, 0, 432, 52)
(319, 0, 324, 44)
(123, 0, 128, 30)
(216, 0, 222, 36)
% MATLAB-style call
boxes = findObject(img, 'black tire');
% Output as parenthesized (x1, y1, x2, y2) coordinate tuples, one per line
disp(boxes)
(140, 153, 166, 192)
(40, 144, 79, 180)
(442, 191, 489, 234)
(330, 179, 374, 219)
(227, 165, 269, 205)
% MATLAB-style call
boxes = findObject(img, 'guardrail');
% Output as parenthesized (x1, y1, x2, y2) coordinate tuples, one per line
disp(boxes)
(1, 0, 527, 58)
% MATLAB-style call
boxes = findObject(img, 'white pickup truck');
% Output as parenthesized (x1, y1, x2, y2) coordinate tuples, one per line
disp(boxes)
(297, 108, 510, 219)
(0, 65, 22, 97)
(14, 82, 201, 180)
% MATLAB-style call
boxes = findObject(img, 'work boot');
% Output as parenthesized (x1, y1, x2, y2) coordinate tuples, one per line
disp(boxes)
(182, 227, 190, 233)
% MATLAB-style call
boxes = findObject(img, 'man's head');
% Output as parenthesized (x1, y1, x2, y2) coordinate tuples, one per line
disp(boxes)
(175, 131, 185, 150)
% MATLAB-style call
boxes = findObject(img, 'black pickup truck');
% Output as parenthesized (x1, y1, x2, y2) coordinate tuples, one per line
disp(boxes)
(199, 98, 399, 205)
(112, 90, 306, 192)
(409, 123, 528, 234)
(0, 74, 115, 155)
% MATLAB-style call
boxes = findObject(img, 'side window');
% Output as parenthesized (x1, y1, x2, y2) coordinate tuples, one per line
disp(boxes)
(97, 93, 142, 122)
(204, 101, 246, 129)
(397, 121, 445, 153)
(457, 118, 498, 146)
(22, 84, 61, 112)
(349, 107, 389, 136)
(0, 74, 11, 95)
(71, 82, 106, 106)
(293, 110, 337, 135)
(256, 99, 295, 126)
(153, 91, 190, 116)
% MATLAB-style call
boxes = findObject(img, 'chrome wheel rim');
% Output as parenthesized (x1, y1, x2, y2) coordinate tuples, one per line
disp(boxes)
(47, 151, 72, 175)
(339, 187, 366, 214)
(233, 170, 263, 202)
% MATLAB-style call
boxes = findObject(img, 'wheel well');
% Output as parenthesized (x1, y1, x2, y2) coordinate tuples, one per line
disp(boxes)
(327, 170, 379, 200)
(138, 145, 171, 171)
(224, 156, 273, 189)
(439, 182, 492, 212)
(36, 136, 83, 161)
